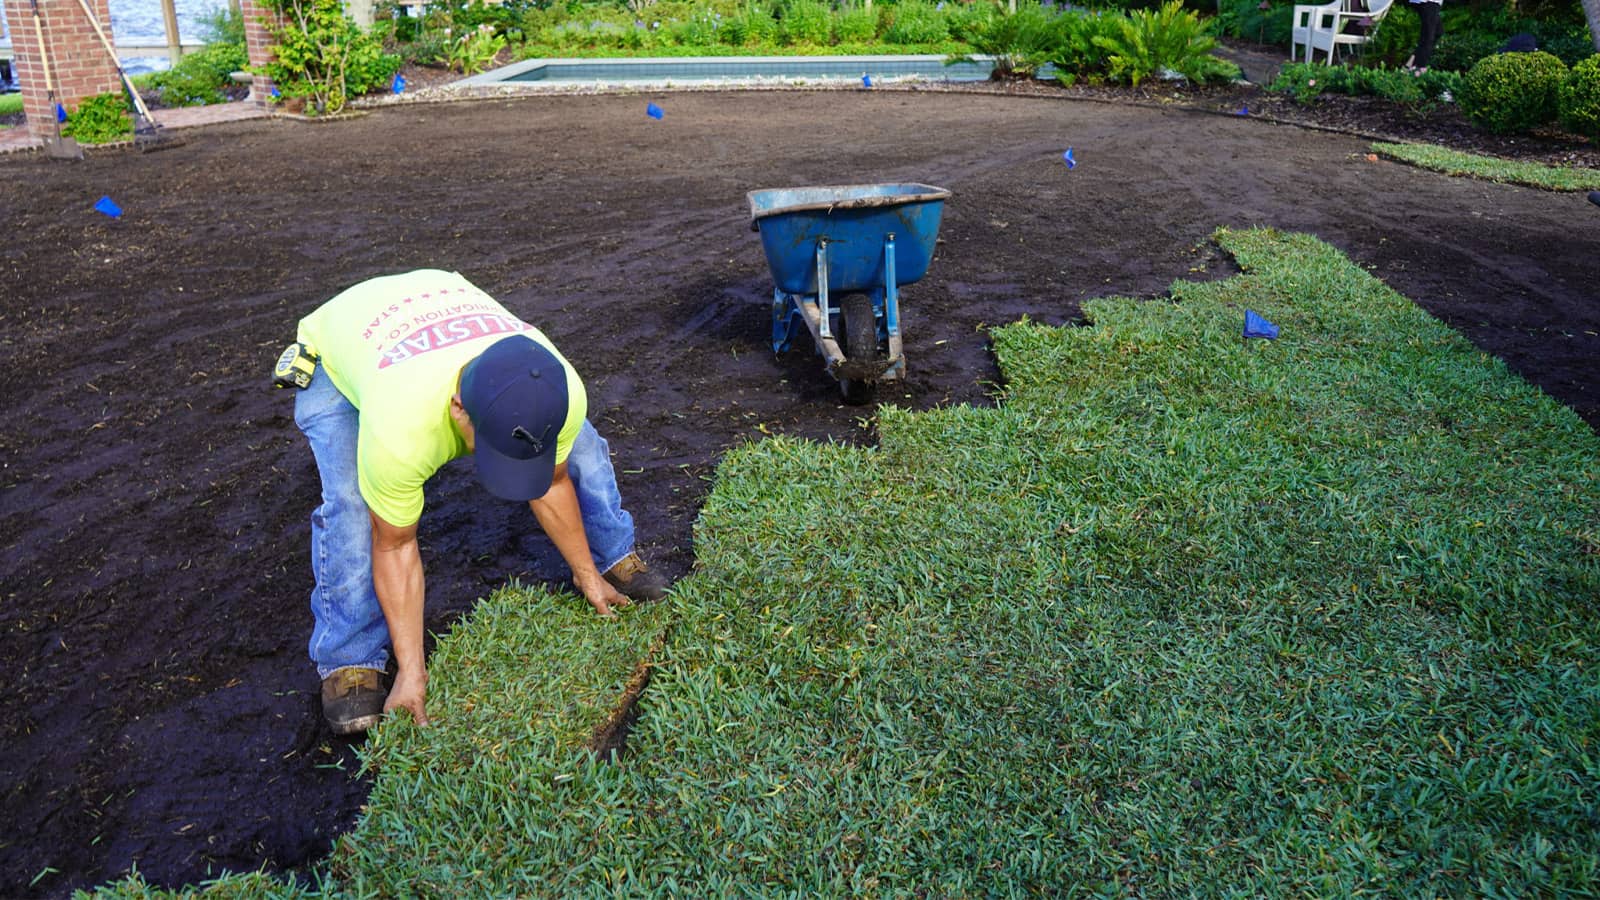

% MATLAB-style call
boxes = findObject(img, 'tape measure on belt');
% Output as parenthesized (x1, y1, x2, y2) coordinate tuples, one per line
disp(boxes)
(273, 342, 319, 390)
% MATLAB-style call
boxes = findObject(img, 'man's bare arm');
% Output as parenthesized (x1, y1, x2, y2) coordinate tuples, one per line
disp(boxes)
(370, 510, 429, 724)
(528, 463, 628, 617)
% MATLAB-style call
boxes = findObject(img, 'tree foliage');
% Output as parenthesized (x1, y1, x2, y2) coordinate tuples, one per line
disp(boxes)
(258, 0, 400, 114)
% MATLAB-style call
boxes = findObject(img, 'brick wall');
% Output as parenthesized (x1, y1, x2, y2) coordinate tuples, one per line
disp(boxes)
(4, 0, 123, 141)
(240, 0, 282, 107)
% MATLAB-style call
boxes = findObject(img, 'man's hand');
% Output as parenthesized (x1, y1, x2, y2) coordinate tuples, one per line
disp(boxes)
(575, 569, 630, 617)
(385, 666, 430, 726)
(529, 464, 632, 618)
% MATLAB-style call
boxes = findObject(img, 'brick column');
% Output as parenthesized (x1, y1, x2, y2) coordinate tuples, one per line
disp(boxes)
(240, 0, 282, 107)
(4, 0, 123, 142)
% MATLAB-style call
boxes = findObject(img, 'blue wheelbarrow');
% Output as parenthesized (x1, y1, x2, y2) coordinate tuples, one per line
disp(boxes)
(747, 183, 951, 402)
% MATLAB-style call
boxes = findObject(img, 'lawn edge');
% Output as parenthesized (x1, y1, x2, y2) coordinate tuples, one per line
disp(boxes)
(1371, 140, 1600, 191)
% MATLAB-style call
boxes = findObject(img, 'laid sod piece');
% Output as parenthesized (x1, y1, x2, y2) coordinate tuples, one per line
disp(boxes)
(327, 585, 672, 896)
(1373, 141, 1600, 191)
(89, 228, 1600, 897)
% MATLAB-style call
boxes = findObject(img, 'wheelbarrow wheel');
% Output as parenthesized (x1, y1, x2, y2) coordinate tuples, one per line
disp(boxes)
(836, 293, 881, 405)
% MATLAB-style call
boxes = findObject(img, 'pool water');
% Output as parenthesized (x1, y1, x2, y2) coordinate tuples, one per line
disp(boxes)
(459, 54, 1004, 87)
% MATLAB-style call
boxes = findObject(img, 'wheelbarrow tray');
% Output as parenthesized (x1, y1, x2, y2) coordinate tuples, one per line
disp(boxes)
(747, 183, 950, 296)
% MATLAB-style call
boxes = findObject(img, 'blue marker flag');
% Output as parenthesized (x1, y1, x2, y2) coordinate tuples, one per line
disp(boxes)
(392, 74, 406, 94)
(55, 103, 67, 123)
(1062, 147, 1076, 169)
(646, 102, 664, 119)
(1243, 309, 1280, 339)
(271, 86, 281, 98)
(862, 73, 872, 88)
(94, 196, 123, 218)
(1237, 105, 1249, 116)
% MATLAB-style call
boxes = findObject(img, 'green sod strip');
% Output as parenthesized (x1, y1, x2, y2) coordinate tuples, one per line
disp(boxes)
(89, 228, 1600, 897)
(1373, 141, 1600, 191)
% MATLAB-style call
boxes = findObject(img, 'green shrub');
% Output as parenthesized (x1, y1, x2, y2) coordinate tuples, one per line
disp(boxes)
(664, 8, 721, 46)
(834, 5, 879, 42)
(779, 0, 833, 45)
(403, 27, 454, 63)
(1048, 10, 1119, 84)
(1429, 27, 1503, 73)
(1270, 60, 1338, 103)
(1359, 1, 1417, 68)
(449, 0, 523, 33)
(1356, 64, 1427, 102)
(1408, 66, 1461, 103)
(62, 92, 132, 143)
(733, 4, 780, 45)
(1188, 53, 1243, 83)
(1090, 0, 1220, 87)
(544, 19, 633, 51)
(1459, 50, 1568, 134)
(196, 5, 246, 44)
(1558, 53, 1600, 139)
(1214, 0, 1292, 46)
(151, 41, 247, 106)
(714, 10, 751, 45)
(958, 2, 1058, 79)
(1424, 9, 1595, 74)
(1272, 61, 1461, 108)
(444, 22, 507, 72)
(883, 0, 949, 44)
(1534, 21, 1597, 67)
(259, 0, 401, 113)
(944, 0, 999, 43)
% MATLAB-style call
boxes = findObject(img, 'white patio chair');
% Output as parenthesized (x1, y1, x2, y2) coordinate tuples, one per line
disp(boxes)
(1307, 0, 1395, 64)
(1290, 0, 1341, 63)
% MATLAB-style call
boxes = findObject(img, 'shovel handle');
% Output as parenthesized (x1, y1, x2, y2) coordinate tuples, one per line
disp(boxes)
(27, 0, 56, 94)
(71, 0, 158, 123)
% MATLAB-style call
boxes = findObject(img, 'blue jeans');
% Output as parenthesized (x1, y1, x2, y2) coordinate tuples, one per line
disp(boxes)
(293, 367, 637, 678)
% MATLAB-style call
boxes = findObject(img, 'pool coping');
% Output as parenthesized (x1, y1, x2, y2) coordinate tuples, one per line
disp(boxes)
(452, 53, 1003, 91)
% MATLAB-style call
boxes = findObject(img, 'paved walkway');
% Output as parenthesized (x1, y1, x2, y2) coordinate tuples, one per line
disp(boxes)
(0, 100, 270, 155)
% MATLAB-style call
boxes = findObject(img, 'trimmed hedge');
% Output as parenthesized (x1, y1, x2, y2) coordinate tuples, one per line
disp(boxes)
(1558, 53, 1600, 140)
(1458, 50, 1568, 134)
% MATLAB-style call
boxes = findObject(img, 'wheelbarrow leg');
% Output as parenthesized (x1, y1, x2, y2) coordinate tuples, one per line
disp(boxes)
(883, 233, 905, 380)
(815, 238, 832, 342)
(772, 289, 802, 354)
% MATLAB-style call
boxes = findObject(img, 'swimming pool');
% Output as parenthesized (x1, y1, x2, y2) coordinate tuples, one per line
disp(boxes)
(457, 54, 1001, 89)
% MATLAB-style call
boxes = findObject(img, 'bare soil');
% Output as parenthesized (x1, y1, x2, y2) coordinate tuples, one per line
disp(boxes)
(1, 85, 1596, 897)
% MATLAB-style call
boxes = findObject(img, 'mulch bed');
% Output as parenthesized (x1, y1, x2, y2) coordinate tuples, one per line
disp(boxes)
(2, 57, 1596, 900)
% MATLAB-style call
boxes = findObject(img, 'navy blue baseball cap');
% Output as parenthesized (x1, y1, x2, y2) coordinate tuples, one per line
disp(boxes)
(459, 335, 570, 501)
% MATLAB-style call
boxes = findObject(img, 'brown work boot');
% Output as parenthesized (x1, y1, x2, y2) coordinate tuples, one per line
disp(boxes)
(603, 552, 670, 602)
(321, 667, 386, 735)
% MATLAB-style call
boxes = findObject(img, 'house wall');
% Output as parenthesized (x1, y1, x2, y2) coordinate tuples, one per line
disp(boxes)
(4, 0, 123, 141)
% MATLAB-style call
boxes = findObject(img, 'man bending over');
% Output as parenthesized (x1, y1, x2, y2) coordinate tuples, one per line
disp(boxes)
(283, 269, 668, 733)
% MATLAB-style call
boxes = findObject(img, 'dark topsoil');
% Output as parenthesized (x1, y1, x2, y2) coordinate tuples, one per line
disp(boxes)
(2, 65, 1597, 897)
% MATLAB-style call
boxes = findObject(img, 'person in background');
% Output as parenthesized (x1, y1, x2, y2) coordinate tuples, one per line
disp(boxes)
(1404, 0, 1444, 74)
(1499, 32, 1538, 54)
